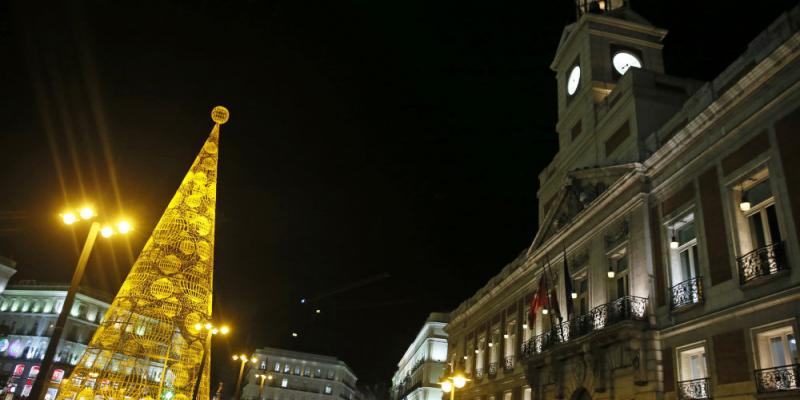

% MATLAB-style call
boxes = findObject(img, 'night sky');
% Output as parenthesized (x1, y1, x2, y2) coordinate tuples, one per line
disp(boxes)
(0, 0, 796, 394)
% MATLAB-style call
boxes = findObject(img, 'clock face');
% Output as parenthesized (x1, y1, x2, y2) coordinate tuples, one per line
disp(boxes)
(566, 65, 581, 96)
(612, 51, 642, 75)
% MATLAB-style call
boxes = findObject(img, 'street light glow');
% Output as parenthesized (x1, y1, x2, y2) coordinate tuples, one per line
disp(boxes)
(117, 220, 132, 234)
(79, 207, 94, 220)
(441, 381, 452, 393)
(194, 323, 203, 331)
(204, 323, 213, 330)
(232, 355, 239, 361)
(100, 226, 114, 238)
(211, 328, 219, 335)
(251, 357, 258, 363)
(453, 376, 467, 389)
(220, 325, 230, 335)
(62, 213, 77, 225)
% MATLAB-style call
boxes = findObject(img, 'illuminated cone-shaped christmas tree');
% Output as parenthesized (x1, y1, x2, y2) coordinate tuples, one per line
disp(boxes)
(57, 107, 229, 400)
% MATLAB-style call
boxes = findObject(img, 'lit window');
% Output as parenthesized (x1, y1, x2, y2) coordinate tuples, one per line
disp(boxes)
(523, 388, 531, 400)
(489, 329, 500, 363)
(608, 249, 629, 301)
(475, 337, 485, 370)
(281, 378, 288, 388)
(740, 178, 782, 250)
(678, 346, 708, 381)
(574, 274, 589, 316)
(667, 214, 703, 309)
(669, 216, 699, 282)
(734, 173, 786, 284)
(755, 325, 797, 369)
(315, 368, 322, 377)
(294, 366, 300, 375)
(327, 370, 334, 379)
(503, 392, 511, 400)
(274, 362, 281, 372)
(284, 364, 291, 373)
(324, 385, 332, 394)
(504, 321, 516, 358)
(304, 367, 311, 377)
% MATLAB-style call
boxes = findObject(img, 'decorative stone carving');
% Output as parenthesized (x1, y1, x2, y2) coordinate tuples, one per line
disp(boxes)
(604, 220, 629, 249)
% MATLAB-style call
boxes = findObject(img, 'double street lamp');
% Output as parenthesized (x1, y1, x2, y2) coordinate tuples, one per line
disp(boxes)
(232, 353, 258, 400)
(254, 373, 273, 398)
(192, 323, 231, 400)
(440, 373, 469, 400)
(29, 206, 132, 400)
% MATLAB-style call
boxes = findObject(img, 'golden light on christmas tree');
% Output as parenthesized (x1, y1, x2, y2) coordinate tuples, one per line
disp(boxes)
(56, 107, 228, 400)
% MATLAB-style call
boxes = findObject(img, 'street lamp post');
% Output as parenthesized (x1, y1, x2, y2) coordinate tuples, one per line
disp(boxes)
(254, 374, 272, 399)
(191, 323, 230, 400)
(440, 373, 469, 400)
(232, 353, 257, 400)
(30, 207, 132, 400)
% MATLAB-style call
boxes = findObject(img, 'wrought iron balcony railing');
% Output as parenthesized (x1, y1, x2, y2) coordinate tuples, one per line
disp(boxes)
(677, 377, 711, 399)
(474, 368, 484, 380)
(488, 362, 498, 377)
(738, 241, 788, 285)
(670, 276, 703, 310)
(755, 364, 799, 393)
(521, 296, 648, 358)
(504, 356, 514, 371)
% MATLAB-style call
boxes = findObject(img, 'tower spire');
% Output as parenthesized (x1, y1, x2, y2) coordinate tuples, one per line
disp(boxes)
(56, 107, 229, 400)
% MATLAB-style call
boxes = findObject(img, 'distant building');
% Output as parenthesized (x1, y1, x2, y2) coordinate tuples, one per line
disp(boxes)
(446, 2, 800, 400)
(241, 347, 358, 400)
(390, 313, 448, 400)
(0, 282, 111, 400)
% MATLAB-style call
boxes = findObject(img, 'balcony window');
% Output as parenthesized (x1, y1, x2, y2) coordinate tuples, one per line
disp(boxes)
(284, 364, 291, 373)
(504, 320, 516, 360)
(475, 337, 485, 374)
(734, 175, 788, 284)
(281, 378, 289, 388)
(294, 367, 301, 375)
(274, 362, 281, 372)
(608, 249, 629, 301)
(522, 296, 647, 358)
(754, 324, 799, 392)
(574, 274, 589, 316)
(489, 329, 500, 363)
(668, 215, 703, 310)
(676, 345, 710, 398)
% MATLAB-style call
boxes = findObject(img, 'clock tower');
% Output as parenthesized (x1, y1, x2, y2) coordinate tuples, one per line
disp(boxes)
(538, 0, 700, 224)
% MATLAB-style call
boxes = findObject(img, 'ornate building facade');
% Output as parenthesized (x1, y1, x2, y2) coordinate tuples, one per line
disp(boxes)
(0, 283, 111, 400)
(242, 348, 358, 400)
(446, 2, 800, 400)
(390, 313, 449, 400)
